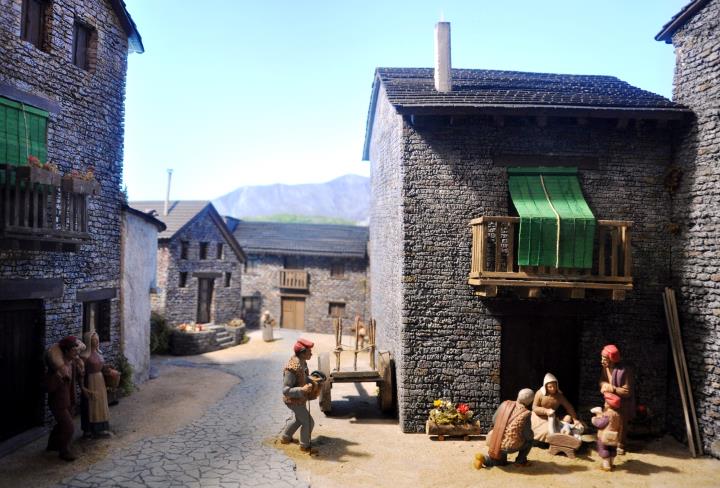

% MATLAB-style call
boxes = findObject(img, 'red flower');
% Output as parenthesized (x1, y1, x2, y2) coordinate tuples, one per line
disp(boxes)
(457, 403, 470, 415)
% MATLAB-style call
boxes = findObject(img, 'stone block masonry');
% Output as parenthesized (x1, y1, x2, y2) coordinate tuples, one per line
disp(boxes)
(667, 0, 720, 457)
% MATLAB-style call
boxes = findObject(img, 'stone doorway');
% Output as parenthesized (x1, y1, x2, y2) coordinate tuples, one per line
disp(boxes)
(500, 314, 580, 407)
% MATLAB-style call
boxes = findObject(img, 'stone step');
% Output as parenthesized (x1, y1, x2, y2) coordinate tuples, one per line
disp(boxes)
(215, 331, 231, 340)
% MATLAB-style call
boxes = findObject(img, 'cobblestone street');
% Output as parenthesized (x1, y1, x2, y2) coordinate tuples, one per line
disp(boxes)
(54, 330, 311, 488)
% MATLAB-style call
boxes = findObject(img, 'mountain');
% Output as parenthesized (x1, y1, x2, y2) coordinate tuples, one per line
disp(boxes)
(213, 174, 370, 225)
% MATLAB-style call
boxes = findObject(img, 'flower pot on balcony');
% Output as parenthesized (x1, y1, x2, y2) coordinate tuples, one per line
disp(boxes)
(16, 165, 62, 186)
(62, 176, 100, 196)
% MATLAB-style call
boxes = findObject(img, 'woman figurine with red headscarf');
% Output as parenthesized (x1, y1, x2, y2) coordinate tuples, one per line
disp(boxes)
(599, 344, 635, 454)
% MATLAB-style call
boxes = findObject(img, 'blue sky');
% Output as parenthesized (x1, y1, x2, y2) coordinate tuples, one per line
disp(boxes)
(122, 0, 686, 201)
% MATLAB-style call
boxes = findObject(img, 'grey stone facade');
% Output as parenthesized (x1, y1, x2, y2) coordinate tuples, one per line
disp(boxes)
(152, 206, 244, 327)
(663, 0, 720, 457)
(0, 0, 138, 431)
(242, 253, 369, 333)
(368, 86, 679, 433)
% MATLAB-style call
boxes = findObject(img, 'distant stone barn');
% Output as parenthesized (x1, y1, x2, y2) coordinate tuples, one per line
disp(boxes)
(362, 37, 698, 439)
(132, 201, 246, 327)
(227, 220, 369, 334)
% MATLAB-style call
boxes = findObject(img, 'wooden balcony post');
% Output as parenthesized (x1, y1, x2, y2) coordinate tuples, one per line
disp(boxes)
(598, 226, 606, 277)
(611, 228, 619, 277)
(506, 221, 515, 272)
(622, 226, 632, 278)
(494, 223, 502, 272)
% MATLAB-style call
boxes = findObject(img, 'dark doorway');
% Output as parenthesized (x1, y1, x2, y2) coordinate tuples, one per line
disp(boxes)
(501, 314, 580, 408)
(196, 278, 214, 323)
(0, 300, 45, 442)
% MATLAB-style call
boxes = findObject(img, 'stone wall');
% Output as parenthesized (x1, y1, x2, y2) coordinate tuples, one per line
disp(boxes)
(368, 85, 407, 425)
(668, 0, 720, 457)
(121, 211, 159, 384)
(370, 94, 675, 432)
(0, 0, 131, 364)
(152, 207, 243, 327)
(242, 253, 368, 333)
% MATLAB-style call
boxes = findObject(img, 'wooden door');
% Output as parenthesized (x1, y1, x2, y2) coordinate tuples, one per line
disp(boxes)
(0, 300, 44, 442)
(197, 278, 214, 324)
(500, 314, 579, 408)
(281, 297, 305, 330)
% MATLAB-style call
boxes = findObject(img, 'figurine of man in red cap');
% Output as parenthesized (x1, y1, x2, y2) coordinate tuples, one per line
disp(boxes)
(280, 338, 319, 453)
(599, 344, 635, 454)
(591, 392, 623, 471)
(45, 336, 84, 461)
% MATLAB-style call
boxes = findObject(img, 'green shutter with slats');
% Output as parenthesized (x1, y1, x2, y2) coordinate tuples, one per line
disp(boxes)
(0, 96, 49, 166)
(508, 167, 596, 269)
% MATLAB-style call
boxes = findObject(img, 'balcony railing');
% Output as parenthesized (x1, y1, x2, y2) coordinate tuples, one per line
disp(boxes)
(0, 164, 91, 251)
(279, 269, 309, 290)
(469, 216, 632, 300)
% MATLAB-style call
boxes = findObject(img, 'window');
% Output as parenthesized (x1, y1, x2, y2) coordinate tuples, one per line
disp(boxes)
(284, 256, 303, 269)
(72, 20, 96, 71)
(199, 242, 209, 260)
(216, 243, 223, 259)
(331, 261, 345, 278)
(328, 302, 345, 318)
(224, 272, 231, 288)
(83, 300, 111, 342)
(180, 241, 189, 259)
(242, 296, 261, 313)
(21, 0, 48, 51)
(0, 97, 49, 166)
(179, 271, 188, 288)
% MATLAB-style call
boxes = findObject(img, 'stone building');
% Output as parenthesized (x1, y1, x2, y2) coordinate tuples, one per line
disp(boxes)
(227, 220, 369, 333)
(132, 201, 246, 327)
(0, 0, 141, 446)
(656, 0, 720, 457)
(363, 24, 694, 435)
(121, 205, 166, 384)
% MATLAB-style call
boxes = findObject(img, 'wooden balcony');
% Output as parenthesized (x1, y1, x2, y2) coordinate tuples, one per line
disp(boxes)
(469, 216, 633, 300)
(0, 164, 91, 251)
(279, 269, 309, 290)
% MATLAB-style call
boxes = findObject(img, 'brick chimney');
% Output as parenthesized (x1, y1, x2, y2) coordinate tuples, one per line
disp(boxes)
(434, 21, 452, 92)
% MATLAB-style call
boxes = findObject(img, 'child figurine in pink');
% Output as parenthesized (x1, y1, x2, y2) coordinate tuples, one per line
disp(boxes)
(592, 392, 622, 471)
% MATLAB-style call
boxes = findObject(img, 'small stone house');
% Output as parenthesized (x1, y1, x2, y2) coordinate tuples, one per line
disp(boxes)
(227, 220, 369, 333)
(656, 0, 720, 457)
(132, 201, 246, 327)
(363, 24, 695, 437)
(121, 205, 166, 384)
(0, 0, 142, 447)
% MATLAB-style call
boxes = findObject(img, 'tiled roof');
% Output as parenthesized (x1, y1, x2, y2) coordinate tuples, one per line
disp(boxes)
(376, 68, 681, 110)
(232, 221, 368, 258)
(130, 201, 210, 239)
(655, 0, 711, 43)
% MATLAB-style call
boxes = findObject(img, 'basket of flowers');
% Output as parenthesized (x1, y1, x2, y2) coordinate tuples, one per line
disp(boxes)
(426, 399, 482, 441)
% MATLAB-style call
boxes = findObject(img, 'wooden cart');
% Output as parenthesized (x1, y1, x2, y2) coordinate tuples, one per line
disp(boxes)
(317, 318, 396, 414)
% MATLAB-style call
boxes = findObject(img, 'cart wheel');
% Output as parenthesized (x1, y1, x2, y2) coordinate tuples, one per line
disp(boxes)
(377, 351, 395, 413)
(318, 352, 332, 413)
(438, 435, 445, 441)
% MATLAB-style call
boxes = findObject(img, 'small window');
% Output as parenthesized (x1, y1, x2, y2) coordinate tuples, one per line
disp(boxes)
(21, 0, 48, 51)
(72, 20, 96, 71)
(217, 243, 223, 259)
(224, 272, 231, 288)
(331, 261, 345, 278)
(328, 302, 345, 318)
(284, 256, 303, 270)
(199, 242, 209, 260)
(83, 299, 111, 343)
(242, 296, 261, 313)
(180, 241, 189, 259)
(179, 271, 188, 288)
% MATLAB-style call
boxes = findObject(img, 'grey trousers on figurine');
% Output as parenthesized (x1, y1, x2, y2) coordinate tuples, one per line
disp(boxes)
(281, 403, 314, 447)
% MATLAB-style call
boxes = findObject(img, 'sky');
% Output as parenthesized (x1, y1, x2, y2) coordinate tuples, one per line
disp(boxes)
(122, 0, 687, 201)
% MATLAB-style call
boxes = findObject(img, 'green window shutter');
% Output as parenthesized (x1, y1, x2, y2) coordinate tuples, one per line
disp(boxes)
(0, 96, 49, 166)
(508, 167, 596, 269)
